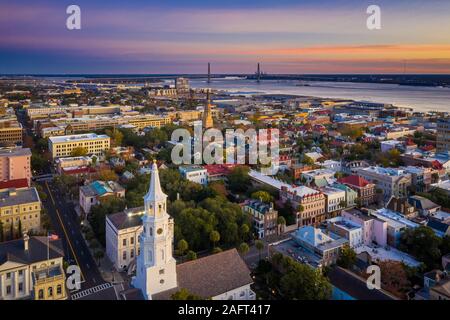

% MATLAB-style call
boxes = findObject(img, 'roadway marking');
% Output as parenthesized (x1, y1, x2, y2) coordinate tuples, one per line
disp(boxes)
(70, 283, 113, 300)
(45, 181, 85, 282)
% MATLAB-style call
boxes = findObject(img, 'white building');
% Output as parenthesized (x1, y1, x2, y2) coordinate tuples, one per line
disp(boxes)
(105, 207, 144, 271)
(357, 166, 412, 201)
(79, 180, 125, 215)
(179, 165, 208, 185)
(131, 161, 255, 300)
(320, 186, 347, 214)
(327, 216, 363, 248)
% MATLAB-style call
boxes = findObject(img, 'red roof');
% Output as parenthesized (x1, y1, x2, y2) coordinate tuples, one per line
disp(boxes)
(0, 178, 29, 189)
(62, 166, 97, 175)
(203, 164, 237, 176)
(338, 175, 371, 188)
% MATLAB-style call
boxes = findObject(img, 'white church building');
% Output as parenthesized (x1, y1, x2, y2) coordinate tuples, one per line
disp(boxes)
(130, 161, 255, 300)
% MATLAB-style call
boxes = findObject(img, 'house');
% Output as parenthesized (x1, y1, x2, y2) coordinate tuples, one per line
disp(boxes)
(408, 195, 441, 216)
(292, 226, 348, 267)
(386, 197, 419, 218)
(338, 175, 376, 206)
(106, 207, 144, 271)
(0, 235, 67, 300)
(79, 180, 125, 215)
(179, 165, 208, 185)
(243, 199, 278, 239)
(341, 209, 387, 247)
(327, 216, 364, 248)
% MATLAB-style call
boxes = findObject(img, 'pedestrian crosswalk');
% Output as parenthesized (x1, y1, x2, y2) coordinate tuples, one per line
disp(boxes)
(71, 283, 113, 300)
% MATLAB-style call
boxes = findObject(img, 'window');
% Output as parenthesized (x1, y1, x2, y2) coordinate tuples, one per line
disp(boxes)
(18, 270, 23, 276)
(18, 282, 23, 292)
(159, 269, 165, 275)
(6, 285, 11, 295)
(48, 287, 53, 297)
(130, 237, 134, 245)
(123, 251, 127, 260)
(130, 249, 134, 258)
(123, 238, 127, 246)
(57, 285, 62, 295)
(6, 272, 11, 279)
(38, 289, 44, 299)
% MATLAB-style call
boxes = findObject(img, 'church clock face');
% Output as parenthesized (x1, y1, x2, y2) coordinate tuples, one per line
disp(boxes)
(157, 228, 163, 235)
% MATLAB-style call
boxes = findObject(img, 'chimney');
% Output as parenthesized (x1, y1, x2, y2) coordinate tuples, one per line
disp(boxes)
(23, 233, 30, 251)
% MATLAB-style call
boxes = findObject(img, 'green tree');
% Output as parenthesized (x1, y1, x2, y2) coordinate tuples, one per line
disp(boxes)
(0, 222, 4, 242)
(171, 288, 203, 300)
(251, 191, 273, 203)
(279, 258, 332, 300)
(227, 166, 250, 193)
(209, 230, 220, 249)
(255, 240, 265, 261)
(399, 226, 442, 270)
(302, 155, 315, 165)
(337, 244, 357, 269)
(71, 146, 88, 157)
(177, 239, 189, 261)
(186, 250, 197, 261)
(238, 242, 250, 256)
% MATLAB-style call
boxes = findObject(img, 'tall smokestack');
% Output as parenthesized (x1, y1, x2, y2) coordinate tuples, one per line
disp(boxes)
(207, 62, 211, 84)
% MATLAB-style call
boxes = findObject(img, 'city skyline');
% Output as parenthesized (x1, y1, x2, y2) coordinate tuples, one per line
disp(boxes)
(1, 0, 450, 74)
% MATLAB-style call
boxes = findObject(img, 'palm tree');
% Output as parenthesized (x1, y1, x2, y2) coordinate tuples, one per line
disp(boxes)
(255, 240, 264, 261)
(238, 242, 250, 256)
(209, 230, 220, 250)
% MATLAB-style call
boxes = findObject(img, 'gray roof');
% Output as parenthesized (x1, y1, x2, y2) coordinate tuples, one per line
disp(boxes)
(0, 147, 32, 157)
(153, 249, 253, 300)
(107, 207, 145, 230)
(0, 187, 40, 207)
(0, 236, 64, 265)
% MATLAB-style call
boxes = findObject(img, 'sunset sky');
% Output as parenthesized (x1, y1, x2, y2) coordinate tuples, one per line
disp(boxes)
(1, 0, 450, 74)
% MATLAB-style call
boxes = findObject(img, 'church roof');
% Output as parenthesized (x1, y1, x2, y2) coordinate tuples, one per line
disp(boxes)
(143, 160, 167, 203)
(152, 249, 253, 300)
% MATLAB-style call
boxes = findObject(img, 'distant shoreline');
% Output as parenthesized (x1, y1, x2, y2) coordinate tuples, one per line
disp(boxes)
(2, 74, 450, 88)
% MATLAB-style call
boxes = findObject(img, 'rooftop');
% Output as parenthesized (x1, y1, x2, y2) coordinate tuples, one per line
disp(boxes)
(0, 147, 31, 157)
(0, 187, 39, 207)
(49, 133, 109, 143)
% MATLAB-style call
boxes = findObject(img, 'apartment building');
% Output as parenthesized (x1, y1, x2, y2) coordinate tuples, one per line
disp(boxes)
(320, 186, 347, 217)
(105, 207, 143, 271)
(437, 118, 450, 153)
(242, 200, 278, 239)
(0, 235, 66, 300)
(327, 216, 364, 248)
(356, 166, 411, 202)
(0, 187, 41, 238)
(0, 147, 32, 186)
(280, 185, 326, 227)
(0, 120, 23, 145)
(48, 133, 110, 159)
(341, 209, 387, 247)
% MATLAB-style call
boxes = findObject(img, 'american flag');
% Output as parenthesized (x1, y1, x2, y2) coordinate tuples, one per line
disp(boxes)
(48, 233, 59, 240)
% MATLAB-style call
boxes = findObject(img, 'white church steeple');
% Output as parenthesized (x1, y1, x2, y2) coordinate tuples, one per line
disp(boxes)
(132, 160, 177, 299)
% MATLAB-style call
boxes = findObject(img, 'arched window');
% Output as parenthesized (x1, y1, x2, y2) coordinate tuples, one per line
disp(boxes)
(57, 285, 62, 295)
(38, 289, 44, 299)
(48, 287, 53, 297)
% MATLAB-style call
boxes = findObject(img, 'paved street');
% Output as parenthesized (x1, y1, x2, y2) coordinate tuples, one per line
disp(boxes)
(40, 180, 114, 297)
